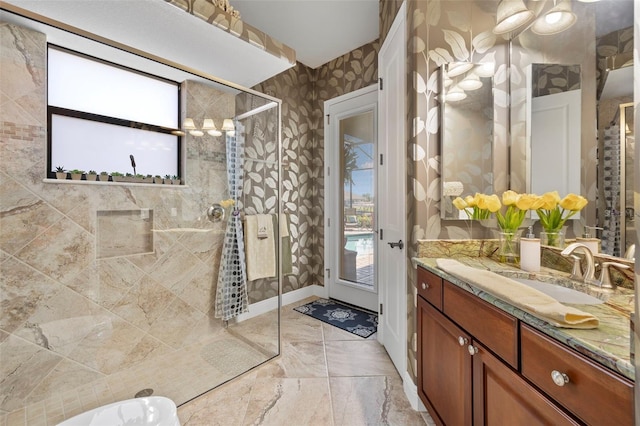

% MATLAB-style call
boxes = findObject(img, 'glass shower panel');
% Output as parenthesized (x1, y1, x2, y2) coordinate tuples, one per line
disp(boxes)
(0, 9, 281, 422)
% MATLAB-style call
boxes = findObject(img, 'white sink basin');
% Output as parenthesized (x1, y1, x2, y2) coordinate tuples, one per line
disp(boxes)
(513, 278, 604, 305)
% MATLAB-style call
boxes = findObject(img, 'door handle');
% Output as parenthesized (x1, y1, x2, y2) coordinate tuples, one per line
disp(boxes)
(388, 240, 404, 250)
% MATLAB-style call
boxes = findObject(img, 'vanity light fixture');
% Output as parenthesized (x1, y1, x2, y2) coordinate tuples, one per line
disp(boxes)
(183, 118, 204, 137)
(493, 0, 535, 35)
(531, 0, 577, 35)
(202, 118, 222, 136)
(182, 118, 229, 137)
(475, 62, 496, 78)
(445, 86, 467, 102)
(458, 73, 483, 91)
(222, 118, 236, 136)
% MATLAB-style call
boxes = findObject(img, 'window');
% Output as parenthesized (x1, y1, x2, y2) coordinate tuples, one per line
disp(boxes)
(47, 46, 181, 180)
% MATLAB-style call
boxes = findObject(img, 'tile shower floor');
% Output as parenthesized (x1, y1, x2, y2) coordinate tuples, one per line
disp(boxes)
(3, 297, 434, 425)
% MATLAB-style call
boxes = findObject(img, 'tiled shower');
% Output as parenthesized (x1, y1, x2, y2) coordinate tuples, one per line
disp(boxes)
(0, 18, 281, 424)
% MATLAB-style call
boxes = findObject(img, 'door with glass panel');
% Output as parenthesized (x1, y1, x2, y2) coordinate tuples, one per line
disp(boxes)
(325, 86, 378, 312)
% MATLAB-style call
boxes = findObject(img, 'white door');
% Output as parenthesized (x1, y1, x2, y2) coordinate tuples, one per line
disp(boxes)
(377, 1, 406, 377)
(324, 86, 378, 312)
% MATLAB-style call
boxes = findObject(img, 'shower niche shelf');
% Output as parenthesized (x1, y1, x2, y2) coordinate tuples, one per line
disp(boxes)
(97, 209, 154, 259)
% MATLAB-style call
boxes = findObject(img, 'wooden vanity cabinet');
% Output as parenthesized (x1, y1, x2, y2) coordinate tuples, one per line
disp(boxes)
(417, 266, 631, 425)
(472, 340, 579, 425)
(521, 324, 634, 426)
(418, 296, 472, 426)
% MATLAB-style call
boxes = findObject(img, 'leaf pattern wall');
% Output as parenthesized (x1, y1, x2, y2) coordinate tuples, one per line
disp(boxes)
(407, 0, 510, 384)
(252, 42, 379, 302)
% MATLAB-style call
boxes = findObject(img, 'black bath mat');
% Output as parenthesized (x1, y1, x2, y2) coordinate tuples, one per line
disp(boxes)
(293, 298, 378, 338)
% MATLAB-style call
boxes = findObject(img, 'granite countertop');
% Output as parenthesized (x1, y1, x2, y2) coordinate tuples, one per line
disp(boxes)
(414, 256, 635, 381)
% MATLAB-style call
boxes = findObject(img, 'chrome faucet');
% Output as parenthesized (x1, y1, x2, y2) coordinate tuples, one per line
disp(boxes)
(560, 243, 596, 284)
(597, 261, 630, 289)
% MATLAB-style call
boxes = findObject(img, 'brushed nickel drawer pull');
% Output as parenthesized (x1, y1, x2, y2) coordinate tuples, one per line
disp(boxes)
(551, 370, 570, 386)
(468, 345, 478, 356)
(421, 282, 429, 290)
(458, 336, 468, 346)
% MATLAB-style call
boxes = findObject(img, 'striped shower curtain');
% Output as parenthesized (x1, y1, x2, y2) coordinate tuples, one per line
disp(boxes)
(215, 121, 248, 321)
(601, 124, 621, 256)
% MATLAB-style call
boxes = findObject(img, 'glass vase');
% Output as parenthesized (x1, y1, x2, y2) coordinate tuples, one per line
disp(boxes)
(540, 230, 565, 248)
(498, 230, 522, 265)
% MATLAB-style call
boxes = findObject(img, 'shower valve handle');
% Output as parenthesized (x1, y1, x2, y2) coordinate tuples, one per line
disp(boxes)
(388, 240, 404, 250)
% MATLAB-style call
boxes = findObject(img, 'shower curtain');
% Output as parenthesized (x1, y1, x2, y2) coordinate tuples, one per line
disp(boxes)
(601, 124, 621, 256)
(215, 121, 249, 321)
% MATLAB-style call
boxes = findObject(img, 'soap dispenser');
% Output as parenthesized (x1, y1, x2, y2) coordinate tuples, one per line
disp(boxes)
(576, 225, 601, 253)
(520, 226, 540, 272)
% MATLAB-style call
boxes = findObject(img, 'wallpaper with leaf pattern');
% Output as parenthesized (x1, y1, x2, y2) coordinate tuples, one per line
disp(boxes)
(251, 41, 379, 301)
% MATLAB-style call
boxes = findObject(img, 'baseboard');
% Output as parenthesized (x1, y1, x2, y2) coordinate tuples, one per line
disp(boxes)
(403, 370, 426, 412)
(233, 284, 325, 322)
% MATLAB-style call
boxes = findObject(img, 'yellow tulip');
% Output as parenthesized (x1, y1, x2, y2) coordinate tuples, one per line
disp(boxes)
(452, 197, 467, 210)
(465, 194, 477, 207)
(559, 193, 588, 211)
(516, 193, 542, 210)
(502, 190, 520, 206)
(539, 191, 560, 210)
(484, 194, 502, 212)
(475, 193, 491, 209)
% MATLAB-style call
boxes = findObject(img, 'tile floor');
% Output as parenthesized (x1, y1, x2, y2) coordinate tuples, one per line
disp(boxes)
(178, 297, 434, 425)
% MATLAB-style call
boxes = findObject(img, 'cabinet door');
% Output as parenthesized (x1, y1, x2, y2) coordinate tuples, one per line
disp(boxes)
(471, 340, 579, 426)
(418, 296, 472, 426)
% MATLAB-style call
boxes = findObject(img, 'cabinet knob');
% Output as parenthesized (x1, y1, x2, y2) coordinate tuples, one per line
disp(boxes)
(467, 345, 478, 356)
(551, 370, 570, 387)
(421, 282, 429, 290)
(458, 336, 468, 346)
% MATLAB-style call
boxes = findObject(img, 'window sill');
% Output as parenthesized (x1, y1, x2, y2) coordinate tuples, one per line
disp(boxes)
(43, 179, 187, 188)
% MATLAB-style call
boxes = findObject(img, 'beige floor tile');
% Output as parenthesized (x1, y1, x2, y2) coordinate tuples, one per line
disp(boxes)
(330, 376, 426, 426)
(242, 378, 333, 426)
(325, 340, 399, 377)
(255, 340, 327, 378)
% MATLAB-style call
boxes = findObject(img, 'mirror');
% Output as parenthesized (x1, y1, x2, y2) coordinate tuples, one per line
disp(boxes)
(510, 0, 634, 256)
(440, 62, 495, 220)
(527, 63, 582, 200)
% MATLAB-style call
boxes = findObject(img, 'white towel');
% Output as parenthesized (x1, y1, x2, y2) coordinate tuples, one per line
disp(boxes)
(244, 214, 276, 281)
(436, 259, 599, 329)
(279, 213, 290, 238)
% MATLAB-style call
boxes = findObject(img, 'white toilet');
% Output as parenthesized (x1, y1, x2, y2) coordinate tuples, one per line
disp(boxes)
(56, 396, 180, 426)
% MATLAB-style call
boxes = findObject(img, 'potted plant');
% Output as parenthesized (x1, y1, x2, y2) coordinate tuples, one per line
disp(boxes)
(99, 171, 109, 182)
(124, 172, 134, 182)
(111, 171, 125, 182)
(134, 173, 145, 183)
(54, 166, 67, 180)
(69, 169, 85, 180)
(154, 175, 163, 184)
(86, 170, 97, 181)
(172, 175, 180, 185)
(144, 174, 154, 184)
(164, 174, 172, 185)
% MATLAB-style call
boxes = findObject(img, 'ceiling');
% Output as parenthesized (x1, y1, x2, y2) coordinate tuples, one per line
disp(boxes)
(0, 0, 295, 88)
(229, 0, 380, 69)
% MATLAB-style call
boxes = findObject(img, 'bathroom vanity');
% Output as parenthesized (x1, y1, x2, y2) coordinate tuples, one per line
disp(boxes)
(415, 259, 634, 426)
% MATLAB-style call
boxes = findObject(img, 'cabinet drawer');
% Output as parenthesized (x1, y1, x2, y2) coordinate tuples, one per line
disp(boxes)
(417, 267, 443, 310)
(521, 324, 634, 426)
(443, 281, 518, 368)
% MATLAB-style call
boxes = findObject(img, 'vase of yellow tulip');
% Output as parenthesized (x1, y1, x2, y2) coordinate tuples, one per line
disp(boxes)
(536, 191, 588, 248)
(453, 191, 540, 265)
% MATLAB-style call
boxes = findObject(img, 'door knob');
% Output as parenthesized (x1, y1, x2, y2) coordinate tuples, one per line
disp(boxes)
(388, 240, 404, 250)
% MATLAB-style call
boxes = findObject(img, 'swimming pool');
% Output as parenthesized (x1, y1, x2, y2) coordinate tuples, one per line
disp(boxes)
(344, 233, 374, 255)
